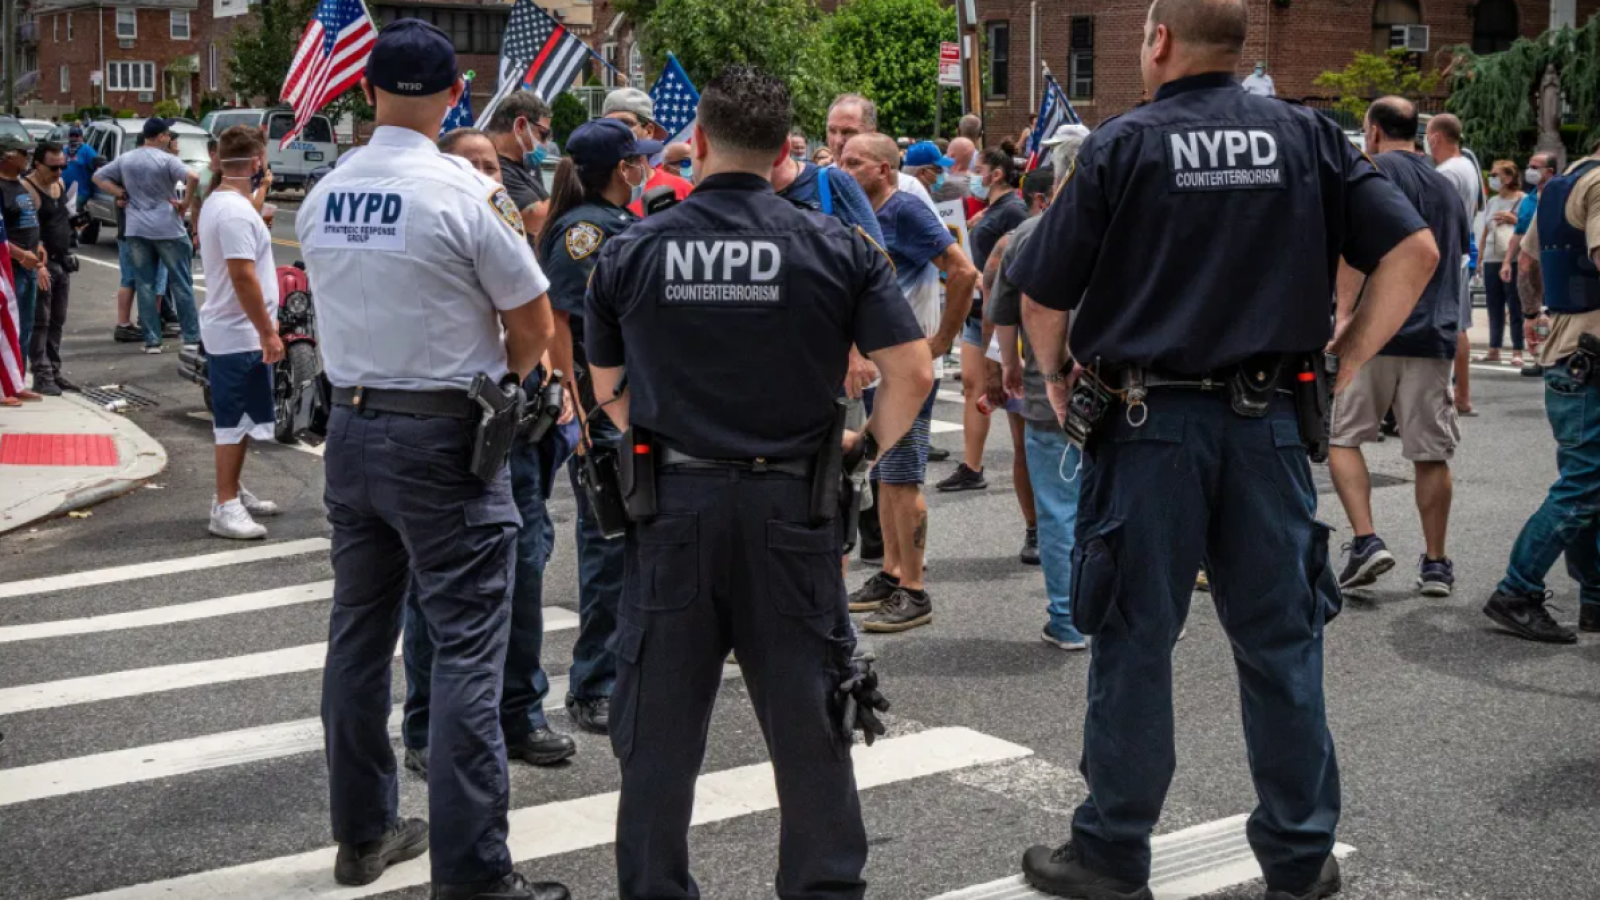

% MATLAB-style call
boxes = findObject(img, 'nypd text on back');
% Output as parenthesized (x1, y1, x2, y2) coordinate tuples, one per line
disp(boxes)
(661, 237, 788, 306)
(1165, 127, 1284, 192)
(314, 190, 409, 251)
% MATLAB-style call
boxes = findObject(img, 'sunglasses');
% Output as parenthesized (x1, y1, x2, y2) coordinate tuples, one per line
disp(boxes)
(36, 163, 63, 172)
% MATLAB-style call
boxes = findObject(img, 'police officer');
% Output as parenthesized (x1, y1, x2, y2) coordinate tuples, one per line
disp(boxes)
(535, 117, 658, 734)
(298, 21, 564, 900)
(1007, 1, 1441, 898)
(584, 65, 932, 899)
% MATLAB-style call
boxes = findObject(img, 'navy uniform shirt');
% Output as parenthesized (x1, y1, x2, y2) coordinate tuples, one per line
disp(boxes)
(586, 172, 924, 460)
(1009, 72, 1427, 374)
(536, 198, 636, 365)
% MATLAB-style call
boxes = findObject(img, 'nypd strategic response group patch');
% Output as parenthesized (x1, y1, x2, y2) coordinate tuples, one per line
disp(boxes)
(567, 222, 604, 260)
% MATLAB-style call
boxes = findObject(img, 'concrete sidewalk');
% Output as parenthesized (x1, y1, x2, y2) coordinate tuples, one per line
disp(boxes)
(0, 392, 168, 534)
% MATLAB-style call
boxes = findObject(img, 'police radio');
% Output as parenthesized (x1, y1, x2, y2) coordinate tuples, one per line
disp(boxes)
(571, 379, 631, 540)
(641, 185, 679, 217)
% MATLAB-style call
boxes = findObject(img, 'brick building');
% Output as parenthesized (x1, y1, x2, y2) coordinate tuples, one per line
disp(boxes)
(974, 0, 1600, 139)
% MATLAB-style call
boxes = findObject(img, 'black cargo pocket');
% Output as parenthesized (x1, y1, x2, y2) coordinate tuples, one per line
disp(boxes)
(767, 520, 843, 617)
(463, 486, 519, 596)
(606, 618, 645, 763)
(1308, 520, 1342, 631)
(633, 514, 699, 612)
(1070, 519, 1126, 636)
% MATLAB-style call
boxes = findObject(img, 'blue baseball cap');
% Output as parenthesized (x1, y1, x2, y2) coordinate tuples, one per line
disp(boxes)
(366, 19, 458, 96)
(566, 118, 664, 174)
(903, 140, 953, 169)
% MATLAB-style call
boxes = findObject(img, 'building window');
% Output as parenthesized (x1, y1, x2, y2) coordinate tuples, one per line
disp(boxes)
(1371, 0, 1421, 54)
(171, 9, 190, 39)
(986, 20, 1009, 99)
(59, 64, 68, 93)
(208, 42, 218, 91)
(66, 12, 72, 40)
(52, 14, 57, 42)
(602, 41, 618, 88)
(629, 44, 644, 88)
(108, 60, 155, 92)
(1068, 16, 1094, 100)
(1473, 0, 1518, 54)
(116, 8, 136, 39)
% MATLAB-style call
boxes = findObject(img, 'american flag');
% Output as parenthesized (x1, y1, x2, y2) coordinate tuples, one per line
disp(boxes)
(1024, 71, 1081, 171)
(649, 53, 699, 146)
(477, 0, 602, 126)
(279, 0, 377, 148)
(441, 75, 473, 137)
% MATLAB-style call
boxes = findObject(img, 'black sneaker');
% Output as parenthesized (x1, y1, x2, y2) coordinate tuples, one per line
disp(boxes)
(403, 746, 428, 779)
(1581, 603, 1600, 633)
(927, 446, 951, 462)
(565, 696, 609, 735)
(1264, 855, 1341, 900)
(858, 532, 884, 564)
(112, 323, 142, 343)
(161, 320, 181, 339)
(1020, 841, 1152, 900)
(935, 462, 987, 492)
(334, 817, 429, 886)
(507, 726, 577, 766)
(1337, 535, 1394, 590)
(1020, 527, 1041, 565)
(862, 587, 932, 633)
(1484, 589, 1578, 644)
(432, 872, 570, 900)
(1522, 363, 1545, 378)
(849, 571, 900, 612)
(1417, 556, 1454, 597)
(34, 374, 61, 396)
(52, 372, 79, 392)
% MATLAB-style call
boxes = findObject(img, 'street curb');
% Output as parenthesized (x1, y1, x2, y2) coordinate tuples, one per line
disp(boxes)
(0, 394, 169, 534)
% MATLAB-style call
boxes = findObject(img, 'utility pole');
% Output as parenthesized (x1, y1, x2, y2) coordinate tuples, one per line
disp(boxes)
(3, 0, 15, 114)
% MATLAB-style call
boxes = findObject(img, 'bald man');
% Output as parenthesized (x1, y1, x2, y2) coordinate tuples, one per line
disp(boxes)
(839, 132, 977, 633)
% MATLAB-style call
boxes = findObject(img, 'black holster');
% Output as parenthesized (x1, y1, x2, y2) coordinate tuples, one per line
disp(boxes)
(467, 373, 526, 482)
(620, 425, 658, 522)
(810, 401, 848, 526)
(1228, 355, 1282, 418)
(1292, 352, 1336, 464)
(522, 375, 565, 445)
(1064, 365, 1113, 449)
(1572, 334, 1600, 383)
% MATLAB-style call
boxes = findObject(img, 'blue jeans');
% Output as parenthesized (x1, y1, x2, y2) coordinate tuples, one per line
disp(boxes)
(1070, 391, 1341, 892)
(403, 429, 568, 748)
(11, 264, 35, 376)
(565, 412, 625, 703)
(117, 239, 169, 296)
(1484, 262, 1524, 351)
(126, 236, 197, 346)
(1499, 364, 1600, 622)
(1023, 423, 1080, 631)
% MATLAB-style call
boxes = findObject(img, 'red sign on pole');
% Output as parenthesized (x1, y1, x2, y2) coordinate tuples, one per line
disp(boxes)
(939, 42, 962, 88)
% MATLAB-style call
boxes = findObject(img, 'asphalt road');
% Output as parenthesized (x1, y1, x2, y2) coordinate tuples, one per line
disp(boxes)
(1, 233, 1596, 900)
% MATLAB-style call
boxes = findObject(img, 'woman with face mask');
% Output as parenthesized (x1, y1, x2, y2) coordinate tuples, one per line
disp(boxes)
(1479, 159, 1527, 366)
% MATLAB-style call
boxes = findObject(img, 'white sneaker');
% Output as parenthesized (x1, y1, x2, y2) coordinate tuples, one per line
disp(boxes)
(239, 487, 280, 517)
(209, 499, 267, 540)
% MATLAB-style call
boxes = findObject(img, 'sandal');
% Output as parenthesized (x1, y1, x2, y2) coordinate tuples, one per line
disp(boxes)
(1, 396, 21, 407)
(1474, 352, 1501, 363)
(1510, 354, 1525, 367)
(16, 389, 42, 402)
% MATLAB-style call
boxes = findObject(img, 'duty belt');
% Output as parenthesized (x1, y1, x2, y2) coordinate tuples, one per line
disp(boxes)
(332, 386, 477, 420)
(658, 446, 813, 478)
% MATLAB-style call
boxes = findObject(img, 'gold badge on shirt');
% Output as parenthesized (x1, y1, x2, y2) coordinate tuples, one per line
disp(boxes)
(490, 188, 525, 236)
(567, 222, 604, 260)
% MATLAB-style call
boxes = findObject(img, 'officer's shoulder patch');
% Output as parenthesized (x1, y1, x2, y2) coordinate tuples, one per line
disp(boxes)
(490, 188, 525, 237)
(566, 221, 604, 260)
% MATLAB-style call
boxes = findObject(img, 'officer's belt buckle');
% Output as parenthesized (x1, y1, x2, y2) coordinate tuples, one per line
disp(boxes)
(753, 457, 769, 473)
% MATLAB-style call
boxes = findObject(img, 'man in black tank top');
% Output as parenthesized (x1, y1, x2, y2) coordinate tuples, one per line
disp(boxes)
(26, 142, 75, 395)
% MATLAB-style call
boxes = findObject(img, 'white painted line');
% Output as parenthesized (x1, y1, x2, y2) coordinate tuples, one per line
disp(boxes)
(67, 726, 1030, 900)
(0, 607, 580, 715)
(77, 255, 205, 292)
(930, 419, 962, 434)
(0, 538, 332, 599)
(0, 659, 658, 808)
(1469, 362, 1537, 376)
(927, 815, 1355, 900)
(0, 580, 335, 643)
(937, 389, 966, 404)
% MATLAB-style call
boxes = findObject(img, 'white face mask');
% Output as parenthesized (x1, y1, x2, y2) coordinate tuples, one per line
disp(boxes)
(1488, 176, 1503, 192)
(1526, 168, 1543, 186)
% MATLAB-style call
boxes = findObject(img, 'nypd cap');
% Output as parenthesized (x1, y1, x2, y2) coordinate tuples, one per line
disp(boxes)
(366, 19, 458, 96)
(567, 118, 663, 174)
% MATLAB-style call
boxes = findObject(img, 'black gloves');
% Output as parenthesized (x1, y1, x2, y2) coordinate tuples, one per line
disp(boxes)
(835, 658, 890, 746)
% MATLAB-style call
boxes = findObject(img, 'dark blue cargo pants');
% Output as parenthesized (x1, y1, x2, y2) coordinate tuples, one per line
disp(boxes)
(321, 405, 519, 887)
(610, 468, 868, 900)
(1068, 391, 1342, 893)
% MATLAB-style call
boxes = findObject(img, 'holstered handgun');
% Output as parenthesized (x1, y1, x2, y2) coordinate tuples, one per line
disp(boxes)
(570, 379, 630, 539)
(467, 373, 526, 482)
(620, 424, 658, 522)
(1293, 353, 1335, 463)
(521, 369, 566, 445)
(811, 401, 848, 527)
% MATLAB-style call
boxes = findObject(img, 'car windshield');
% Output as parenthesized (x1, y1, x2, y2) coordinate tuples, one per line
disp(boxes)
(0, 119, 30, 143)
(207, 112, 259, 135)
(174, 133, 210, 165)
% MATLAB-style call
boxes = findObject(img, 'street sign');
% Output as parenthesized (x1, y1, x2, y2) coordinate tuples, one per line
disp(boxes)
(89, 70, 102, 86)
(939, 42, 962, 88)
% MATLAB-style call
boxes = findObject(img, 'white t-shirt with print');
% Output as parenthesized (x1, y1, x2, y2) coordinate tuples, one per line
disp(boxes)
(198, 190, 280, 355)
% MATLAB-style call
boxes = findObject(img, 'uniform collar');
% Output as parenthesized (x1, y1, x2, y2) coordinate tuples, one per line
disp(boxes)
(1154, 71, 1240, 102)
(693, 172, 775, 195)
(368, 126, 441, 153)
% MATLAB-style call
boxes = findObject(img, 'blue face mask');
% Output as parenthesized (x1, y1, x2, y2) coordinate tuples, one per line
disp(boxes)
(933, 172, 946, 192)
(525, 144, 547, 170)
(970, 172, 990, 201)
(679, 161, 693, 180)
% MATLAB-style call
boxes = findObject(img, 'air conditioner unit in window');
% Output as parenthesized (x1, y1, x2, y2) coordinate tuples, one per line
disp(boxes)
(118, 38, 134, 48)
(138, 91, 153, 102)
(1391, 24, 1428, 52)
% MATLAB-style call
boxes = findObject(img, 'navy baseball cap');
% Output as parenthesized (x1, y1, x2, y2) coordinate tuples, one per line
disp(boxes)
(566, 119, 663, 173)
(366, 19, 458, 96)
(141, 118, 173, 140)
(67, 126, 82, 138)
(903, 140, 953, 168)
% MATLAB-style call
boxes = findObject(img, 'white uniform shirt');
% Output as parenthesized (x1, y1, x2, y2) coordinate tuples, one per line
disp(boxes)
(1241, 72, 1276, 97)
(296, 126, 549, 391)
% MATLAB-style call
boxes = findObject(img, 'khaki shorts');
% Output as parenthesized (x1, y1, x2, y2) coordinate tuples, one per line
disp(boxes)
(1331, 356, 1460, 462)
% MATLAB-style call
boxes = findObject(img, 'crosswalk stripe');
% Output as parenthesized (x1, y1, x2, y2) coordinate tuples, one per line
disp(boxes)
(926, 815, 1355, 900)
(66, 726, 1031, 900)
(0, 606, 580, 715)
(0, 580, 335, 643)
(0, 538, 332, 600)
(0, 663, 720, 809)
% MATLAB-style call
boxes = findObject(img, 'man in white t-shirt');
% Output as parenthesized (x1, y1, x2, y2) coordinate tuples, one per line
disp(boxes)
(1427, 113, 1485, 414)
(197, 126, 284, 540)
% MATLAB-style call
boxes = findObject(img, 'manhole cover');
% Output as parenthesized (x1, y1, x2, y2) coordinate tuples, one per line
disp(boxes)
(79, 383, 161, 410)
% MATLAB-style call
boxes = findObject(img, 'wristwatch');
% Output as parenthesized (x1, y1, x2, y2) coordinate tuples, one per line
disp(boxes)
(1042, 361, 1074, 384)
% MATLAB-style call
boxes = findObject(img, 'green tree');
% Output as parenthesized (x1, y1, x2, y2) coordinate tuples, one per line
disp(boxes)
(551, 91, 587, 148)
(1447, 17, 1600, 164)
(822, 0, 960, 139)
(1313, 49, 1440, 122)
(153, 99, 183, 119)
(639, 0, 842, 134)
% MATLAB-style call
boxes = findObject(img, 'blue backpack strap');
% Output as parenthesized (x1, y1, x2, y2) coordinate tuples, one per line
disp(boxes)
(818, 164, 834, 216)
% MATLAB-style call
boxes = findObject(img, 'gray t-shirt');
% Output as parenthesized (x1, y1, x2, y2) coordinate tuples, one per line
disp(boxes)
(1435, 154, 1482, 223)
(99, 146, 191, 240)
(986, 215, 1059, 428)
